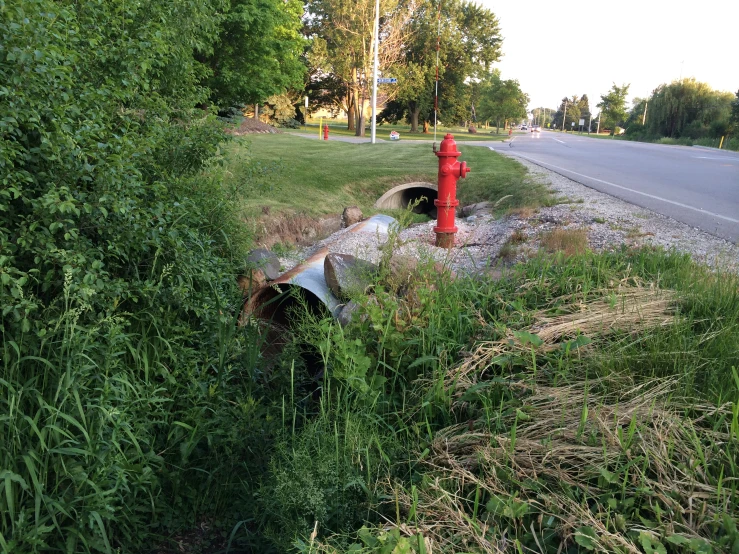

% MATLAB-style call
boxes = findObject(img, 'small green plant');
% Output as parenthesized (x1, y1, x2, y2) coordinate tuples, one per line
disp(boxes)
(271, 241, 297, 257)
(498, 242, 518, 261)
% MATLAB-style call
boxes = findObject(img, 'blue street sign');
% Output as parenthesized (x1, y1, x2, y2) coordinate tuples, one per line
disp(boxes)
(377, 78, 397, 84)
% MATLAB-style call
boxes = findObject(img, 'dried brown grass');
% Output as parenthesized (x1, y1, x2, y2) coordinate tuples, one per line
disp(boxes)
(508, 229, 527, 244)
(530, 286, 675, 343)
(446, 284, 676, 393)
(388, 377, 733, 553)
(540, 227, 589, 256)
(507, 206, 537, 219)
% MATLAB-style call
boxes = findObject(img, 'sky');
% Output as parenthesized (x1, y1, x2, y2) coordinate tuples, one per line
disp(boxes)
(479, 0, 739, 114)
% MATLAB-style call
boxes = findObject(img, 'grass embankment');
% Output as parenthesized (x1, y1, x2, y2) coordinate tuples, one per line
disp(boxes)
(226, 134, 551, 222)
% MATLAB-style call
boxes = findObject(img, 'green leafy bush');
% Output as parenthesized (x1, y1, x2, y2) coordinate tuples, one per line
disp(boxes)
(0, 0, 266, 551)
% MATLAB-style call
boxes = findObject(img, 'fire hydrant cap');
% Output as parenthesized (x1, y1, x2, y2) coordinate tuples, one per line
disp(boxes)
(437, 133, 461, 157)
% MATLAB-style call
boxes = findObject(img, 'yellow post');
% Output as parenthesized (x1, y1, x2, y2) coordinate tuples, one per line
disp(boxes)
(719, 136, 725, 149)
(319, 117, 322, 139)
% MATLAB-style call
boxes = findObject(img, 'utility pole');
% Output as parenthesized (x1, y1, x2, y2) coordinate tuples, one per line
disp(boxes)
(562, 101, 567, 131)
(642, 100, 648, 125)
(596, 112, 601, 134)
(370, 0, 380, 144)
(588, 114, 591, 134)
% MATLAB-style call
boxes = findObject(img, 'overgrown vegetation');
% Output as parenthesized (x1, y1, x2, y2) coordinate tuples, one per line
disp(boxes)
(0, 0, 276, 550)
(4, 1, 738, 553)
(253, 246, 739, 553)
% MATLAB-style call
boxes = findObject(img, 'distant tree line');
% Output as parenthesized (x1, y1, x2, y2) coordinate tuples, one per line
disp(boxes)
(553, 80, 738, 146)
(625, 79, 737, 144)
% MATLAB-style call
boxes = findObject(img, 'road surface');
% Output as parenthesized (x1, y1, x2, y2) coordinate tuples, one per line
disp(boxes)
(485, 131, 739, 243)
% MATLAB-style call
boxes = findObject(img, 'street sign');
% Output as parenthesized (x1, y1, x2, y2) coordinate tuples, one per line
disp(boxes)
(377, 78, 397, 84)
(578, 118, 585, 126)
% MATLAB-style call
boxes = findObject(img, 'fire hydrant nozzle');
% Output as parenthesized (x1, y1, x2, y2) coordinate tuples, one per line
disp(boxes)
(433, 133, 470, 248)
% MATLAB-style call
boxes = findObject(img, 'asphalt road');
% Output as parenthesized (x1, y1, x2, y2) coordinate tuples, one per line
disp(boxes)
(483, 131, 739, 244)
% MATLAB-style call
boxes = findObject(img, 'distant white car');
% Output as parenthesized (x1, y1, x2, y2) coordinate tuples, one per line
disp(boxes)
(521, 125, 528, 131)
(531, 125, 541, 133)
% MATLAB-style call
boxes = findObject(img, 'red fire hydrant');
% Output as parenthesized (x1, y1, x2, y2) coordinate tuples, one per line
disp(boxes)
(434, 133, 470, 248)
(323, 123, 329, 140)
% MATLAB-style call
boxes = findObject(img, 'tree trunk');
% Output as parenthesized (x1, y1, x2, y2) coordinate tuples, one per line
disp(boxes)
(357, 112, 366, 137)
(496, 119, 500, 134)
(347, 92, 356, 131)
(254, 104, 259, 120)
(355, 86, 366, 137)
(409, 102, 420, 133)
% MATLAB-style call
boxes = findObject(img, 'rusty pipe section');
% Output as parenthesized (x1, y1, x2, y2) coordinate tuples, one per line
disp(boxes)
(242, 214, 396, 324)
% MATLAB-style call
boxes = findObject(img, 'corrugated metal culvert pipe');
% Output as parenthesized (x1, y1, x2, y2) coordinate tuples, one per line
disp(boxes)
(242, 214, 396, 325)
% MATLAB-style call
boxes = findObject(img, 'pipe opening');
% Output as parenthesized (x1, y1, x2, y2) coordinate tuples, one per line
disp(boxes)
(248, 284, 327, 328)
(246, 284, 329, 379)
(401, 187, 436, 213)
(374, 182, 438, 214)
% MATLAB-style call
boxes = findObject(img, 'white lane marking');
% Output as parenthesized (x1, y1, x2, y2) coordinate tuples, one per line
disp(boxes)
(551, 138, 566, 144)
(511, 153, 739, 224)
(695, 156, 738, 162)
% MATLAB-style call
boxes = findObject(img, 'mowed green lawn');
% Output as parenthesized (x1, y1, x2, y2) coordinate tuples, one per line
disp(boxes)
(225, 133, 553, 218)
(299, 120, 513, 142)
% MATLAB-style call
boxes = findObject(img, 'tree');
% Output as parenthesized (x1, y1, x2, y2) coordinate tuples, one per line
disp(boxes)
(391, 0, 442, 133)
(730, 90, 739, 136)
(200, 0, 305, 110)
(531, 107, 556, 127)
(597, 83, 630, 133)
(1, 0, 257, 548)
(379, 0, 503, 131)
(552, 96, 581, 131)
(644, 79, 733, 138)
(305, 0, 410, 135)
(578, 94, 591, 128)
(476, 71, 528, 133)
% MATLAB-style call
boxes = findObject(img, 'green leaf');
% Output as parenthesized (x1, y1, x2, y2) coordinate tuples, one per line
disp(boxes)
(512, 330, 543, 347)
(639, 532, 667, 554)
(574, 526, 598, 550)
(666, 535, 690, 546)
(560, 335, 592, 350)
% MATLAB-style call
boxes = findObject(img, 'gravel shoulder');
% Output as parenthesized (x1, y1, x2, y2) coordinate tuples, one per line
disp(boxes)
(277, 157, 739, 274)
